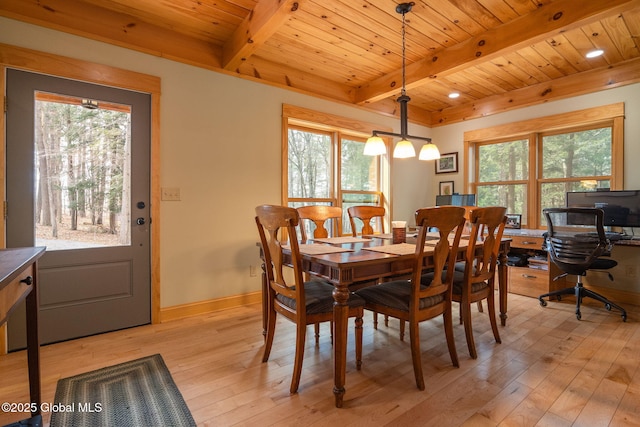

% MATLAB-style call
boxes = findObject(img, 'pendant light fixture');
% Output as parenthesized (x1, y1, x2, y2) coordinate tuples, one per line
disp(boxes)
(363, 2, 440, 160)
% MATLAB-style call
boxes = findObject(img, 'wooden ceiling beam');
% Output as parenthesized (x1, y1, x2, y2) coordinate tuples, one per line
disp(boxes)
(431, 57, 640, 126)
(222, 0, 302, 71)
(0, 0, 223, 68)
(234, 54, 355, 104)
(354, 0, 640, 105)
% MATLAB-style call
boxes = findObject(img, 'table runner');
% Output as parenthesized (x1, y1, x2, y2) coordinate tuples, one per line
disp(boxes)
(362, 243, 417, 256)
(363, 239, 471, 255)
(284, 244, 354, 255)
(311, 236, 372, 244)
(367, 233, 393, 240)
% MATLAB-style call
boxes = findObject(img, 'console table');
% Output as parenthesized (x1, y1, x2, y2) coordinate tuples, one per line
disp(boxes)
(0, 247, 46, 419)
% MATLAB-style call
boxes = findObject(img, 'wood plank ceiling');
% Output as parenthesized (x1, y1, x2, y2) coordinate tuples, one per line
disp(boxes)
(2, 0, 640, 127)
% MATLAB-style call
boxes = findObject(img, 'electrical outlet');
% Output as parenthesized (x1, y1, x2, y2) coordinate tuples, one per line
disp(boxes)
(249, 265, 257, 277)
(161, 187, 181, 201)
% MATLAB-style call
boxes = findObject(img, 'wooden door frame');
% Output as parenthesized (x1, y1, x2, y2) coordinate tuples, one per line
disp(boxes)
(0, 44, 162, 351)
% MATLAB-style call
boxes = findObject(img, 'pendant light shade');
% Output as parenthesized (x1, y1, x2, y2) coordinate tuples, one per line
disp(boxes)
(363, 2, 439, 161)
(418, 143, 441, 160)
(393, 139, 416, 158)
(363, 136, 387, 155)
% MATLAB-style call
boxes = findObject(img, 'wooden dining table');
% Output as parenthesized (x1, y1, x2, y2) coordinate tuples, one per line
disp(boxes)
(260, 233, 511, 408)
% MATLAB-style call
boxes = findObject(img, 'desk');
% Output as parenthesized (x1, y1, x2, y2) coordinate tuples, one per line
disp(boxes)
(0, 247, 46, 419)
(260, 235, 510, 407)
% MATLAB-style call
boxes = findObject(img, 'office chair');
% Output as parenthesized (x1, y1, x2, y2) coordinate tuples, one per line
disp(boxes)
(538, 207, 627, 322)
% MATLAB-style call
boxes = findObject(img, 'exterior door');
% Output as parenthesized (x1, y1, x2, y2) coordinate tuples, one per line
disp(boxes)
(6, 69, 151, 350)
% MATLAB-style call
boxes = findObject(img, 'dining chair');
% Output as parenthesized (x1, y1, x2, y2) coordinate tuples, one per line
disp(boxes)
(296, 205, 343, 343)
(255, 204, 365, 394)
(347, 205, 385, 236)
(355, 206, 466, 390)
(444, 206, 507, 359)
(297, 205, 342, 239)
(347, 204, 405, 333)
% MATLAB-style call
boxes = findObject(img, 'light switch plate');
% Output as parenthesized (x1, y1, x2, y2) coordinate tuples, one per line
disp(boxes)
(161, 187, 181, 201)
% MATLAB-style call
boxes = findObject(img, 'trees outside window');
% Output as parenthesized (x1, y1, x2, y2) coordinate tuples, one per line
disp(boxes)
(465, 104, 623, 229)
(283, 105, 389, 236)
(35, 94, 131, 248)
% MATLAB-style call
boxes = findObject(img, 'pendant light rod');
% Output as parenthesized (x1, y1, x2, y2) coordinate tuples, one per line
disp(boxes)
(364, 2, 439, 158)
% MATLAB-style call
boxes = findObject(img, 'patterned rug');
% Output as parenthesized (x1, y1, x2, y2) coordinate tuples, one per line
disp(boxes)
(50, 354, 195, 427)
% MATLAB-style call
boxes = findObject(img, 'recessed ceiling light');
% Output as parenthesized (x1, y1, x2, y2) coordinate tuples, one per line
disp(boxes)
(448, 92, 460, 99)
(586, 49, 604, 58)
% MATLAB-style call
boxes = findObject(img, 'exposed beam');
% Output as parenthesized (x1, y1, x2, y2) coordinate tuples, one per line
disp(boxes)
(355, 0, 640, 105)
(234, 54, 355, 104)
(223, 0, 302, 71)
(430, 57, 640, 126)
(0, 0, 222, 68)
(0, 0, 356, 111)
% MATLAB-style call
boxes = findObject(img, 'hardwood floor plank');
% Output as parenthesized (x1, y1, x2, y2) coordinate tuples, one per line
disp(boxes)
(0, 293, 638, 427)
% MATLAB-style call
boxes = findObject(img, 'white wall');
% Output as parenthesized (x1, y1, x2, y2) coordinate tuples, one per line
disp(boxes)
(2, 17, 639, 307)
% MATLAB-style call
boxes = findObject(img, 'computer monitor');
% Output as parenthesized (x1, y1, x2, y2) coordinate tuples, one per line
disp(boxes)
(566, 190, 640, 228)
(435, 193, 476, 207)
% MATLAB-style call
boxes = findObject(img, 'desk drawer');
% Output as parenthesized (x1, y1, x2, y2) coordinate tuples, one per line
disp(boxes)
(0, 264, 35, 324)
(509, 265, 548, 298)
(509, 235, 544, 249)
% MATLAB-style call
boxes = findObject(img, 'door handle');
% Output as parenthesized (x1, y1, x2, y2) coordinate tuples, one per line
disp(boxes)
(136, 217, 145, 225)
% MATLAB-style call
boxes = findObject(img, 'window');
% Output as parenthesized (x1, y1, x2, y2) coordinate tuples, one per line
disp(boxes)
(283, 105, 390, 236)
(465, 104, 624, 229)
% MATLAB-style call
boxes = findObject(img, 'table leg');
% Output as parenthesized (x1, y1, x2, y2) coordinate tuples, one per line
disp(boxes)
(332, 284, 349, 408)
(261, 262, 268, 340)
(25, 270, 41, 416)
(498, 249, 509, 326)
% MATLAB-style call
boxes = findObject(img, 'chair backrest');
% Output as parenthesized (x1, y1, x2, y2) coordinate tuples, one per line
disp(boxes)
(347, 205, 385, 236)
(255, 205, 305, 306)
(463, 206, 507, 285)
(543, 207, 610, 276)
(412, 206, 466, 313)
(297, 205, 342, 239)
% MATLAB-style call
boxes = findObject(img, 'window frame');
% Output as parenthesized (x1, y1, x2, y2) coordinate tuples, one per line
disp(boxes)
(464, 103, 624, 229)
(282, 104, 392, 235)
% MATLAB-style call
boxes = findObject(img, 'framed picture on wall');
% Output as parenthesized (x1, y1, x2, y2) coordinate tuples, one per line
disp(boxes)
(439, 181, 454, 196)
(505, 214, 522, 229)
(435, 152, 458, 174)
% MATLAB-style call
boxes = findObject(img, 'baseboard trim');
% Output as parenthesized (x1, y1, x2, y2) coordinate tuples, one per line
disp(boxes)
(160, 291, 262, 323)
(583, 284, 640, 308)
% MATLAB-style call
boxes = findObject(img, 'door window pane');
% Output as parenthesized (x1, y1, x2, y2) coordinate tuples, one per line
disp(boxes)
(287, 128, 331, 198)
(35, 93, 131, 249)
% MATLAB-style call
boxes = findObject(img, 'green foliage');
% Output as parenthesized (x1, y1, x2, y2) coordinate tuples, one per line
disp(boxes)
(35, 100, 130, 230)
(477, 128, 612, 227)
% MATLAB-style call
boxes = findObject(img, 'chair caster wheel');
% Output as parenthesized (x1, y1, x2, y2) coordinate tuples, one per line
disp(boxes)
(622, 314, 627, 322)
(605, 303, 612, 311)
(539, 299, 547, 307)
(576, 312, 581, 320)
(557, 295, 562, 301)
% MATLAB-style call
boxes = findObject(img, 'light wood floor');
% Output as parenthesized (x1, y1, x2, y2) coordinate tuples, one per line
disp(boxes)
(1, 293, 639, 426)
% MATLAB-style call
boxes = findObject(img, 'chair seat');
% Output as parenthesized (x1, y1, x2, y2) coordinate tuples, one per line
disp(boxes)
(422, 269, 489, 296)
(276, 279, 365, 314)
(355, 280, 444, 312)
(590, 258, 618, 270)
